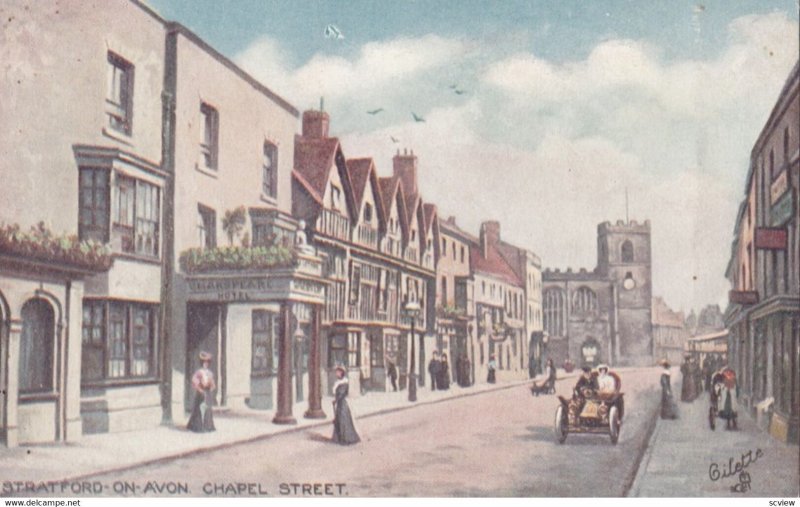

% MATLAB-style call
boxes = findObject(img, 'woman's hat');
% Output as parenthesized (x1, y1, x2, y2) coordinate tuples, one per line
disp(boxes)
(581, 365, 592, 373)
(334, 365, 346, 374)
(199, 351, 213, 361)
(597, 364, 609, 372)
(658, 358, 670, 367)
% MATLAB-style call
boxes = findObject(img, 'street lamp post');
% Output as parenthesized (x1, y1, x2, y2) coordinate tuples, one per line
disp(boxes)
(403, 300, 421, 402)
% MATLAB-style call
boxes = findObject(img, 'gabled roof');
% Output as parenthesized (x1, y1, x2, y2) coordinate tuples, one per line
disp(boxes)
(293, 136, 341, 204)
(292, 135, 356, 220)
(470, 241, 524, 287)
(422, 203, 437, 235)
(347, 158, 372, 210)
(401, 182, 420, 231)
(378, 176, 409, 238)
(346, 158, 386, 226)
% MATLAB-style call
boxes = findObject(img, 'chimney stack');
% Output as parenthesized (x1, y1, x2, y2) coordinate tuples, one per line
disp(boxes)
(393, 149, 418, 197)
(302, 109, 330, 139)
(479, 221, 501, 258)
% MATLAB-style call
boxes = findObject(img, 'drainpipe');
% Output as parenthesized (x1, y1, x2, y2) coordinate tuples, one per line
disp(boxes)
(158, 28, 178, 425)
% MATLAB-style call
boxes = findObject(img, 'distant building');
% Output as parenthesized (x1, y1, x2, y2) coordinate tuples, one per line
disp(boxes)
(724, 60, 799, 445)
(543, 220, 654, 368)
(436, 217, 476, 384)
(687, 304, 725, 337)
(470, 222, 529, 382)
(652, 297, 688, 365)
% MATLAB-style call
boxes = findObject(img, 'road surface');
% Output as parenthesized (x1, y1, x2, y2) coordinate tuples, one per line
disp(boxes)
(86, 368, 662, 497)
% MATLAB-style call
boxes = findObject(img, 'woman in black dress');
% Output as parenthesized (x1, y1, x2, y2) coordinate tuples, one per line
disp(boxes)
(331, 366, 361, 445)
(438, 353, 451, 390)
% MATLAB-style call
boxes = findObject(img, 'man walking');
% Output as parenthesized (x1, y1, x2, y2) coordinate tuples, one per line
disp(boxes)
(428, 351, 440, 390)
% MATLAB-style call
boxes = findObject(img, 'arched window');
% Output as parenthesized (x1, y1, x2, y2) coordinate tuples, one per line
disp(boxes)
(543, 288, 566, 337)
(621, 240, 634, 263)
(20, 298, 55, 394)
(572, 286, 597, 313)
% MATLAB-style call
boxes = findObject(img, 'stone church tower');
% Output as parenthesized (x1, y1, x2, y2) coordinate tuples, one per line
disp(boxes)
(596, 220, 654, 366)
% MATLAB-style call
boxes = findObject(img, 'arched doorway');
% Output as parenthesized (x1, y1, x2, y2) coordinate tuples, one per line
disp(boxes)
(581, 337, 601, 367)
(20, 299, 55, 395)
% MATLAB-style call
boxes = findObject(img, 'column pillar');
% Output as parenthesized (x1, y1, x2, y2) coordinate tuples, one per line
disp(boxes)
(304, 305, 325, 419)
(273, 302, 296, 425)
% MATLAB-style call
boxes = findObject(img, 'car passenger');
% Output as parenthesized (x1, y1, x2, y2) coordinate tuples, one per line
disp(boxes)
(568, 365, 598, 424)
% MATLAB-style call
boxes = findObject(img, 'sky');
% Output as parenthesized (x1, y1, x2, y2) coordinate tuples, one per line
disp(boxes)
(146, 0, 799, 313)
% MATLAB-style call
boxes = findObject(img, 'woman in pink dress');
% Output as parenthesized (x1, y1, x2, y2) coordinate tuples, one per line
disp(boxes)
(187, 351, 216, 433)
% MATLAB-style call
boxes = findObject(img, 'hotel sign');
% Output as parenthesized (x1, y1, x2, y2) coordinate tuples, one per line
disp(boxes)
(187, 277, 271, 302)
(729, 290, 759, 305)
(185, 271, 326, 304)
(770, 190, 795, 227)
(754, 227, 787, 250)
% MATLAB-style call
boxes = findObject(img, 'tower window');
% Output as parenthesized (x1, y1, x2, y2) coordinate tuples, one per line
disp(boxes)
(621, 240, 634, 263)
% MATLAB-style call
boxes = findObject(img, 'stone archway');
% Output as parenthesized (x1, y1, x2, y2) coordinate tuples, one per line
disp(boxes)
(581, 337, 601, 367)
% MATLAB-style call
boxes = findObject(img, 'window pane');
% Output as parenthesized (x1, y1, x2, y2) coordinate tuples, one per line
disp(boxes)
(108, 304, 127, 378)
(79, 168, 109, 243)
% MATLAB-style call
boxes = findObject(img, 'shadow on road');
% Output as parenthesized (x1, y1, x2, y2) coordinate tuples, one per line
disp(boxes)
(306, 431, 333, 443)
(519, 425, 618, 446)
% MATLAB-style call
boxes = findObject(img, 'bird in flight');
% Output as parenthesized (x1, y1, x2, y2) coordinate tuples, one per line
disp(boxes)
(454, 89, 467, 95)
(324, 24, 345, 40)
(367, 108, 384, 115)
(390, 136, 400, 143)
(448, 84, 458, 89)
(411, 112, 425, 122)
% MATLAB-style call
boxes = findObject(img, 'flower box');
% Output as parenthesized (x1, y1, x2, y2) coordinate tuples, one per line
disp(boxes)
(179, 245, 297, 274)
(0, 222, 113, 272)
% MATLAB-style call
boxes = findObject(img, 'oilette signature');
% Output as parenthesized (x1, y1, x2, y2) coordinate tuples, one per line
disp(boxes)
(708, 448, 764, 492)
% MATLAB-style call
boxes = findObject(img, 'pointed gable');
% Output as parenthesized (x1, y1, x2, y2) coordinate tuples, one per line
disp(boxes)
(292, 135, 357, 221)
(422, 202, 438, 256)
(293, 136, 341, 203)
(346, 158, 386, 229)
(423, 203, 437, 235)
(379, 176, 409, 240)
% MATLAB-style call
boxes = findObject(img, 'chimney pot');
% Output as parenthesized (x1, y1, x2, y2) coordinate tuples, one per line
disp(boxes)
(302, 109, 330, 139)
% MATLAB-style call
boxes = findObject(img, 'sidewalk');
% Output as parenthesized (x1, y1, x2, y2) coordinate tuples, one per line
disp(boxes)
(1, 373, 563, 484)
(629, 390, 800, 497)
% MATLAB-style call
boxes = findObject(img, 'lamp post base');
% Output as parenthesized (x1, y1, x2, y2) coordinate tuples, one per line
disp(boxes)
(408, 373, 418, 402)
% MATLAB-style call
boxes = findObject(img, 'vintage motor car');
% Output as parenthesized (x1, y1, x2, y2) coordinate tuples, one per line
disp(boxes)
(554, 370, 624, 444)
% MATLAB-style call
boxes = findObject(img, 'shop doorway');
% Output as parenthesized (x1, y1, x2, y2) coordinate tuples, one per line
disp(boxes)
(186, 303, 224, 412)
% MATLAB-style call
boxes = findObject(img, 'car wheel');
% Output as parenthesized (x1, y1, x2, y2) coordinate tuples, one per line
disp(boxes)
(554, 404, 568, 444)
(609, 406, 620, 444)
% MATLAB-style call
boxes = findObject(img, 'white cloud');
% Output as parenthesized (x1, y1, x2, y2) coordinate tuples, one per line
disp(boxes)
(234, 12, 797, 312)
(236, 34, 466, 107)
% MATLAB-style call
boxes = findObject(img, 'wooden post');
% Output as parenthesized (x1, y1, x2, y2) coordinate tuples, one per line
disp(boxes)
(273, 302, 296, 424)
(304, 305, 325, 419)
